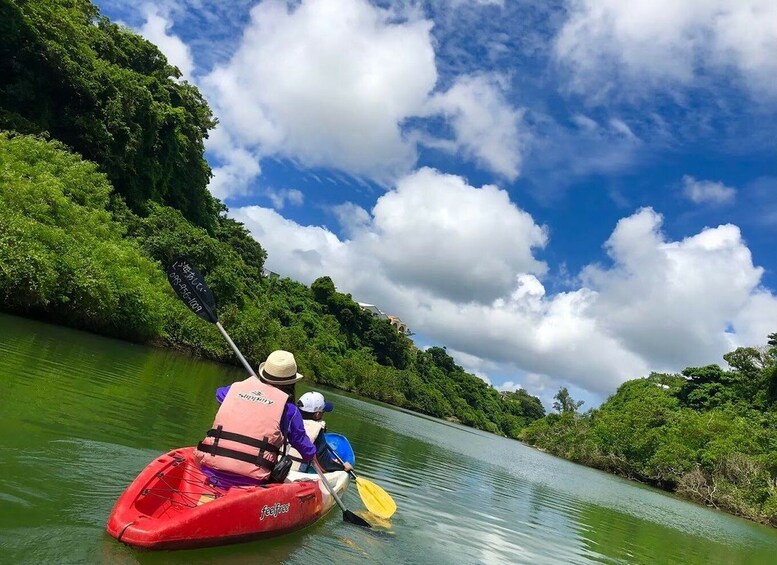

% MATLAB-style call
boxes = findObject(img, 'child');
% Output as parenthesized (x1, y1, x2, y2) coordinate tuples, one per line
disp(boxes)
(288, 391, 353, 473)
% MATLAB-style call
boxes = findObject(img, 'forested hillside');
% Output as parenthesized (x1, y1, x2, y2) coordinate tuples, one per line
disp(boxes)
(0, 0, 217, 227)
(521, 340, 777, 525)
(0, 0, 545, 437)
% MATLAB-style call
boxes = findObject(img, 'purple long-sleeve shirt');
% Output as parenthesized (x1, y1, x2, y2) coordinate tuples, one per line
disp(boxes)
(215, 385, 316, 461)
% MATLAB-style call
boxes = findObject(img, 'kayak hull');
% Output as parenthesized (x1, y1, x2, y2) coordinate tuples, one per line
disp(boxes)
(106, 447, 348, 550)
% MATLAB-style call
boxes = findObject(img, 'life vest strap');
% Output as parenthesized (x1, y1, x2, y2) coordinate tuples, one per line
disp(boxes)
(205, 428, 281, 454)
(196, 441, 276, 471)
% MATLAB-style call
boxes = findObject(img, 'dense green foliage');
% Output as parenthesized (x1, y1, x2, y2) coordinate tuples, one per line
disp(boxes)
(0, 0, 545, 438)
(0, 133, 545, 438)
(521, 341, 777, 526)
(0, 133, 174, 340)
(0, 134, 545, 434)
(310, 276, 412, 369)
(0, 0, 218, 228)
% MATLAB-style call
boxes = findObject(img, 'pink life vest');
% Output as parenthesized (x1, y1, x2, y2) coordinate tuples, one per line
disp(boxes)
(194, 376, 288, 482)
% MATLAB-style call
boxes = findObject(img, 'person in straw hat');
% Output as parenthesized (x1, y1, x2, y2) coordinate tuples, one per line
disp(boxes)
(195, 350, 317, 487)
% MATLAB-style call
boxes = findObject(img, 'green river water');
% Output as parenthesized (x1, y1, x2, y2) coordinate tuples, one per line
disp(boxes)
(1, 313, 777, 564)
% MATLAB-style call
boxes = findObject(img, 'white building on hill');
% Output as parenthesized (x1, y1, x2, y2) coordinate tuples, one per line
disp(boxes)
(357, 302, 412, 335)
(357, 302, 388, 319)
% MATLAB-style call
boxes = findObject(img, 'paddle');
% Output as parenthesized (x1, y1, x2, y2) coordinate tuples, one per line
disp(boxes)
(166, 258, 371, 529)
(311, 461, 371, 528)
(167, 258, 256, 377)
(326, 440, 397, 519)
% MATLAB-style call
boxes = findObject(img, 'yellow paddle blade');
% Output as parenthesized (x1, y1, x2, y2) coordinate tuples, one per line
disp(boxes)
(355, 477, 397, 519)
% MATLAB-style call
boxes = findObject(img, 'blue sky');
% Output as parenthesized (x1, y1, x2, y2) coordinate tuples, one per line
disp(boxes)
(96, 0, 777, 409)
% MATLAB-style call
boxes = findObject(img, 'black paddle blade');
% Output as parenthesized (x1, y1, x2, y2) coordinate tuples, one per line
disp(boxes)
(166, 258, 217, 323)
(343, 510, 372, 528)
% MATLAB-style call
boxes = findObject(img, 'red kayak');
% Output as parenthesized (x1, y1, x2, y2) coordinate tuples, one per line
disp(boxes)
(106, 447, 349, 549)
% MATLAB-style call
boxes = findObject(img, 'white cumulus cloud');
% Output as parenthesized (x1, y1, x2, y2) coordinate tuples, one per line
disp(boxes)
(138, 5, 195, 79)
(366, 168, 547, 302)
(203, 0, 437, 188)
(423, 74, 526, 180)
(581, 208, 765, 369)
(235, 167, 546, 302)
(555, 0, 777, 98)
(682, 175, 736, 205)
(231, 182, 777, 397)
(202, 0, 526, 198)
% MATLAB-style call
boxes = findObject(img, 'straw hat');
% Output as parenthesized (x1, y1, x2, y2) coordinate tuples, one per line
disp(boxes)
(258, 350, 304, 385)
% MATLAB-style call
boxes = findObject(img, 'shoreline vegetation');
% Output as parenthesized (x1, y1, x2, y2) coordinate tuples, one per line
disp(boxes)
(1, 0, 775, 529)
(520, 352, 777, 527)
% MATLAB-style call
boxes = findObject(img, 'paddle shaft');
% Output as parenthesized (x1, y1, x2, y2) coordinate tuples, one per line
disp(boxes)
(312, 461, 347, 511)
(327, 445, 358, 481)
(326, 442, 396, 519)
(215, 321, 256, 377)
(312, 462, 370, 527)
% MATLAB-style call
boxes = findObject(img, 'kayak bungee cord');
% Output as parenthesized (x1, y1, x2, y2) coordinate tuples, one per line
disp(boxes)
(138, 458, 226, 510)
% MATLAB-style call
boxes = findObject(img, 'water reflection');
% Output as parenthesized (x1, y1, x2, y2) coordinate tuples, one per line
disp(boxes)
(2, 313, 777, 565)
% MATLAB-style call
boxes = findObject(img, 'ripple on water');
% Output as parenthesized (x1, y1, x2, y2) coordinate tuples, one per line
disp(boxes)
(322, 390, 777, 564)
(4, 315, 777, 565)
